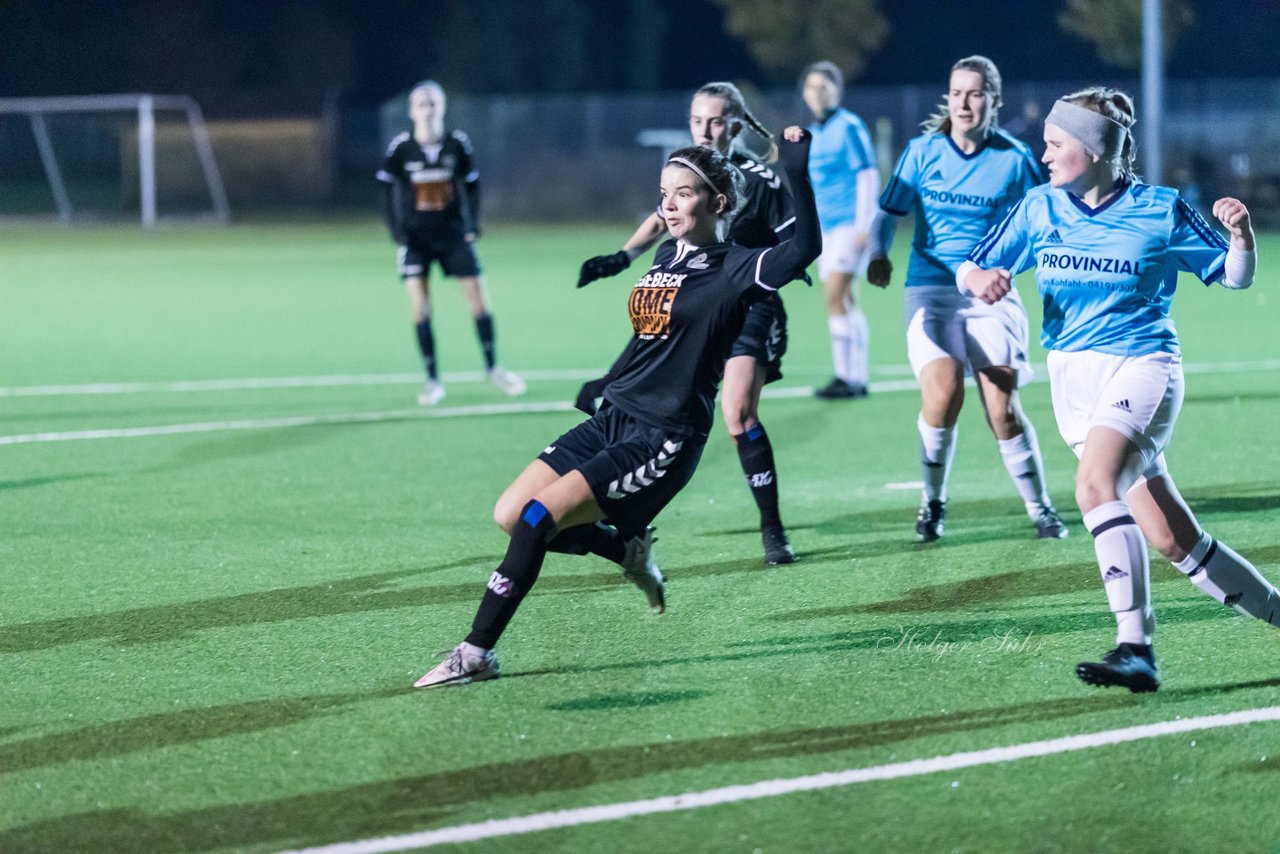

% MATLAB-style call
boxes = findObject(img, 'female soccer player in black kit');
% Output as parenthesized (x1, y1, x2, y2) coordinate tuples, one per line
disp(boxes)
(415, 126, 821, 688)
(377, 80, 525, 405)
(577, 81, 800, 566)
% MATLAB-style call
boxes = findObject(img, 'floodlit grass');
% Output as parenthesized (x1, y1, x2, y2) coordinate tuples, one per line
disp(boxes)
(3, 221, 1279, 853)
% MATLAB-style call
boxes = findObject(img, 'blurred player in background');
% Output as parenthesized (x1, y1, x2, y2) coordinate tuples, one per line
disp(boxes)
(576, 81, 801, 565)
(868, 56, 1067, 543)
(414, 128, 821, 688)
(801, 61, 878, 399)
(962, 86, 1280, 692)
(377, 80, 525, 405)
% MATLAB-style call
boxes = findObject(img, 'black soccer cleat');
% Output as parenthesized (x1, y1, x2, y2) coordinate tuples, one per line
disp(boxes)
(762, 525, 796, 566)
(814, 377, 868, 400)
(1076, 643, 1160, 693)
(916, 499, 946, 542)
(1033, 506, 1070, 539)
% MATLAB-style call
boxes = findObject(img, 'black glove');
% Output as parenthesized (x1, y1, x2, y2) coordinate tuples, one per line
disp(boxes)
(574, 375, 610, 415)
(777, 127, 813, 173)
(577, 250, 631, 288)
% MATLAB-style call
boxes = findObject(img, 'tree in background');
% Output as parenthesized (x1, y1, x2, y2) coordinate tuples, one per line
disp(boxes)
(1057, 0, 1193, 69)
(713, 0, 889, 80)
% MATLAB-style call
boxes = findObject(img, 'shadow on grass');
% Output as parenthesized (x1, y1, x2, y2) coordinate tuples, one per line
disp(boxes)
(0, 689, 402, 775)
(4, 677, 1276, 853)
(2, 545, 800, 653)
(0, 562, 508, 653)
(546, 690, 711, 712)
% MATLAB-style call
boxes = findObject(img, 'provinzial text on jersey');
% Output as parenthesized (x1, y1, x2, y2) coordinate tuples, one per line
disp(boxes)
(918, 188, 997, 207)
(1040, 252, 1145, 276)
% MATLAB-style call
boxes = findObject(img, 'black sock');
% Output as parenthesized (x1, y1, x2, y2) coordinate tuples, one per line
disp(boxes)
(415, 319, 438, 380)
(465, 500, 556, 648)
(735, 422, 781, 529)
(475, 314, 496, 370)
(548, 522, 626, 564)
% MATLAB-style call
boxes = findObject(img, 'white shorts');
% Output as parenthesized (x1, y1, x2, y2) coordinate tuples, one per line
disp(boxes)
(904, 286, 1033, 387)
(818, 223, 868, 280)
(1047, 349, 1183, 482)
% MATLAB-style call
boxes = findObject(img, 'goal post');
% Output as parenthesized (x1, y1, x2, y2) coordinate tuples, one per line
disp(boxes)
(0, 93, 231, 228)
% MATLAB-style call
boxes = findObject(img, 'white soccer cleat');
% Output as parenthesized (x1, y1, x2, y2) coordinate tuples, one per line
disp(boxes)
(487, 366, 527, 396)
(417, 379, 446, 406)
(621, 526, 665, 613)
(413, 643, 499, 688)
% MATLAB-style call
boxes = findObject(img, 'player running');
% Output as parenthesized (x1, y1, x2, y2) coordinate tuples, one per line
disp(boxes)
(576, 81, 801, 566)
(377, 80, 525, 406)
(867, 56, 1068, 542)
(415, 128, 821, 688)
(961, 86, 1280, 692)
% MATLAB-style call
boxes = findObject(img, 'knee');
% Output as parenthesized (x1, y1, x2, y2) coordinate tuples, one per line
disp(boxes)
(721, 400, 754, 436)
(493, 499, 519, 535)
(1074, 472, 1117, 515)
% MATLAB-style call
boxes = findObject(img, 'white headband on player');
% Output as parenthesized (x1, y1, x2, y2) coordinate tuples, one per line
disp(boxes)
(1045, 99, 1129, 159)
(666, 156, 717, 193)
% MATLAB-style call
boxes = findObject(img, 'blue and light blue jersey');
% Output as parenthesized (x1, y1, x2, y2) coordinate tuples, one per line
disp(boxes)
(807, 107, 875, 231)
(880, 130, 1043, 288)
(968, 181, 1229, 355)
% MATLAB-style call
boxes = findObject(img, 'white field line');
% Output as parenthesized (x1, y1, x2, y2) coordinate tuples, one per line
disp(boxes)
(0, 380, 925, 446)
(279, 705, 1280, 854)
(4, 359, 1278, 447)
(0, 402, 576, 446)
(4, 357, 1278, 399)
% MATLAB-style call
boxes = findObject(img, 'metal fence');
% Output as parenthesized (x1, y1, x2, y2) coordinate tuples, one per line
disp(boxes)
(4, 78, 1279, 223)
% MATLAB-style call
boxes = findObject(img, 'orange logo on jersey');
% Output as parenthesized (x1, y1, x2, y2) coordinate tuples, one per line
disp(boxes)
(629, 287, 681, 338)
(412, 168, 454, 211)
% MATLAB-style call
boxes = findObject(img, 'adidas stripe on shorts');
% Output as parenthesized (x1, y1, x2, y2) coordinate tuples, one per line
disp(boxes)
(1047, 349, 1183, 480)
(538, 403, 706, 536)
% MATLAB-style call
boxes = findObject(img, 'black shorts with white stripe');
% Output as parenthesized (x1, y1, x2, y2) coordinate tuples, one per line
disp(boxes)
(730, 291, 788, 384)
(538, 403, 706, 536)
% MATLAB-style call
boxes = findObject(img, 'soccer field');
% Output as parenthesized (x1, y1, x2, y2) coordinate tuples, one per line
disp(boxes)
(4, 220, 1280, 853)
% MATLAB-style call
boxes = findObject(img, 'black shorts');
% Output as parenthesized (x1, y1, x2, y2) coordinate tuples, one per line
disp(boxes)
(397, 232, 481, 279)
(730, 291, 788, 384)
(538, 404, 707, 536)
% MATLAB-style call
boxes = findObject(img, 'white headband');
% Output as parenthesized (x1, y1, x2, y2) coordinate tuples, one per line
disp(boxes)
(1045, 99, 1129, 159)
(667, 156, 717, 193)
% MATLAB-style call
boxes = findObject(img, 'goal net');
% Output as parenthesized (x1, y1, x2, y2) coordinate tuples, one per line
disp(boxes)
(0, 93, 231, 227)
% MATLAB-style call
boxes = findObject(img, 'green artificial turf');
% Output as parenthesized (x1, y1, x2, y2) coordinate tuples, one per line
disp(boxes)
(3, 221, 1279, 853)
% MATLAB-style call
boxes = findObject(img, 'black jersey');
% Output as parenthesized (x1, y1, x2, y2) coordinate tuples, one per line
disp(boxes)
(603, 239, 781, 436)
(377, 130, 479, 237)
(729, 152, 795, 248)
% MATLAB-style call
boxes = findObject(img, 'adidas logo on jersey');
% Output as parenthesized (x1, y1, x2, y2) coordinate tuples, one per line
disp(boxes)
(927, 168, 944, 183)
(1111, 399, 1131, 412)
(1103, 565, 1129, 582)
(1045, 229, 1064, 244)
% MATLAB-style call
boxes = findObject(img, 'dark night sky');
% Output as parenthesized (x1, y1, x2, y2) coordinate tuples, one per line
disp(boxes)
(2, 0, 1280, 109)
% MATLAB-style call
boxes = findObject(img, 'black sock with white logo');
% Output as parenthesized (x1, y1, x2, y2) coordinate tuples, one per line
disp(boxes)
(735, 423, 781, 529)
(475, 313, 496, 370)
(466, 500, 556, 648)
(548, 522, 626, 565)
(415, 319, 438, 380)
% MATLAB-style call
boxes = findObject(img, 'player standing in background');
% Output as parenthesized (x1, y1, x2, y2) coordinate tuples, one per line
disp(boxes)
(961, 86, 1280, 692)
(576, 81, 800, 565)
(377, 80, 525, 406)
(868, 56, 1067, 542)
(801, 61, 879, 399)
(414, 129, 821, 688)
